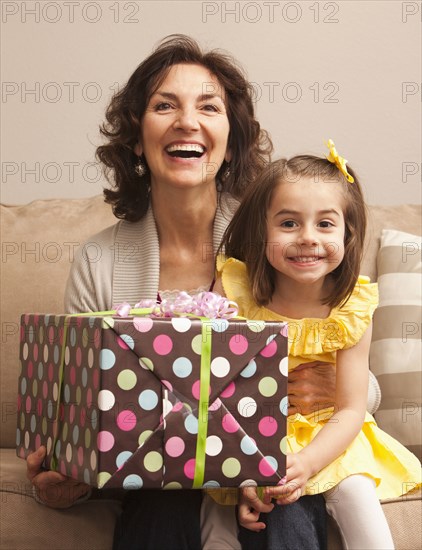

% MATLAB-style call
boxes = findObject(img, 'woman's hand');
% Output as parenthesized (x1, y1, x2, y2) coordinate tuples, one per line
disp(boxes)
(265, 454, 312, 506)
(238, 486, 274, 532)
(288, 361, 336, 416)
(27, 446, 91, 508)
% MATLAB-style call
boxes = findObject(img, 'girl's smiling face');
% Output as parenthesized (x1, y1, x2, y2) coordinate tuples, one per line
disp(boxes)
(136, 63, 231, 192)
(266, 177, 346, 288)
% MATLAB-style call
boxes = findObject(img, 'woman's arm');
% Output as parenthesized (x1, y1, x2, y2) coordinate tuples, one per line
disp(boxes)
(287, 362, 336, 416)
(27, 249, 98, 508)
(268, 324, 373, 504)
(288, 362, 380, 416)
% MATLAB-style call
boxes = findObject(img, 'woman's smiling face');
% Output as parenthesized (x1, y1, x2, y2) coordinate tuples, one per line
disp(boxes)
(137, 63, 231, 192)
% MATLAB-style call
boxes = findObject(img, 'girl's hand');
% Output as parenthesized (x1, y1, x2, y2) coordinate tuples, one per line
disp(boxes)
(265, 453, 312, 505)
(238, 486, 274, 532)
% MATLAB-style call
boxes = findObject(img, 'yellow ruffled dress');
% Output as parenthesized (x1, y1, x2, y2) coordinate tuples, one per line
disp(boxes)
(217, 256, 421, 499)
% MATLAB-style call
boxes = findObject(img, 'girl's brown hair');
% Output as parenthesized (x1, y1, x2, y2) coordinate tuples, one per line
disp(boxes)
(97, 34, 272, 222)
(222, 155, 367, 309)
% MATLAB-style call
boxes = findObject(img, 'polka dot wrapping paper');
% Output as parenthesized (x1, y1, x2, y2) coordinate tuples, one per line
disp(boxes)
(16, 313, 288, 490)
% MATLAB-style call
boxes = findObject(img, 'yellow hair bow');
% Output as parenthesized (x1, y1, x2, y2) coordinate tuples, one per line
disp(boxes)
(325, 139, 355, 183)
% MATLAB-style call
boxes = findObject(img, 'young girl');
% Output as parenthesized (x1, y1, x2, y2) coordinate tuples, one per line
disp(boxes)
(206, 142, 421, 549)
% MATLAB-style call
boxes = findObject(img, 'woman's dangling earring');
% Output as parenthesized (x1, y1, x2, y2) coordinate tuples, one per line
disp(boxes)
(135, 156, 146, 177)
(217, 163, 231, 192)
(222, 163, 231, 181)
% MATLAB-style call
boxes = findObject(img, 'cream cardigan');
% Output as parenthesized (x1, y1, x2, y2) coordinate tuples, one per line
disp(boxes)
(64, 193, 238, 313)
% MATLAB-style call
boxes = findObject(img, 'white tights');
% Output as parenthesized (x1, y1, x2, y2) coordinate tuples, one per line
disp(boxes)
(201, 493, 241, 550)
(325, 474, 395, 549)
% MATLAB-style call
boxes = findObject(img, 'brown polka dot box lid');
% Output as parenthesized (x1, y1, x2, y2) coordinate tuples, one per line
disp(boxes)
(16, 314, 288, 490)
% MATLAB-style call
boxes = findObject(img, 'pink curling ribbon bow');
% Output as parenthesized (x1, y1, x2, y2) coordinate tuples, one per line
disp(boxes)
(115, 291, 239, 319)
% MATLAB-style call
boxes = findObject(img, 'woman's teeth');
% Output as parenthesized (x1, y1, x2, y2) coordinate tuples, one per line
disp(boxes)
(166, 144, 205, 158)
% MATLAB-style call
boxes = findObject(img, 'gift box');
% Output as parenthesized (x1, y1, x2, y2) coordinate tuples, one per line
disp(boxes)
(16, 313, 288, 489)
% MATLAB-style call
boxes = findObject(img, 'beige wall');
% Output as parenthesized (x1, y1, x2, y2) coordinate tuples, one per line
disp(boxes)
(2, 0, 421, 205)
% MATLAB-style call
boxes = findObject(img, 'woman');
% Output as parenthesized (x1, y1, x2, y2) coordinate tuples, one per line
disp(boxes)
(26, 35, 379, 549)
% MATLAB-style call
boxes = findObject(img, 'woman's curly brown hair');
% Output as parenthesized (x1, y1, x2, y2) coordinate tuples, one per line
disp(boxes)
(97, 34, 273, 222)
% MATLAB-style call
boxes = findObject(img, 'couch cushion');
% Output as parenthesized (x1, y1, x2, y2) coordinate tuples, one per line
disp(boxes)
(0, 448, 121, 549)
(362, 204, 421, 281)
(370, 229, 422, 460)
(327, 489, 422, 549)
(0, 196, 116, 448)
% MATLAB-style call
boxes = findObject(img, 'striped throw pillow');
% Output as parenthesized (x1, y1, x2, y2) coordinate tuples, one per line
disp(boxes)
(370, 229, 422, 460)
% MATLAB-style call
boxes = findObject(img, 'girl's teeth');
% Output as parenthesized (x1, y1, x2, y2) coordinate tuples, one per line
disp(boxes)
(295, 257, 319, 263)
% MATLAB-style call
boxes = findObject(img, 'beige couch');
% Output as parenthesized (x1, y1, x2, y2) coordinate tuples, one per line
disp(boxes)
(1, 196, 420, 550)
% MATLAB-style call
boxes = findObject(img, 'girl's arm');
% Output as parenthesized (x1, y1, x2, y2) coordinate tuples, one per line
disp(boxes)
(267, 323, 373, 505)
